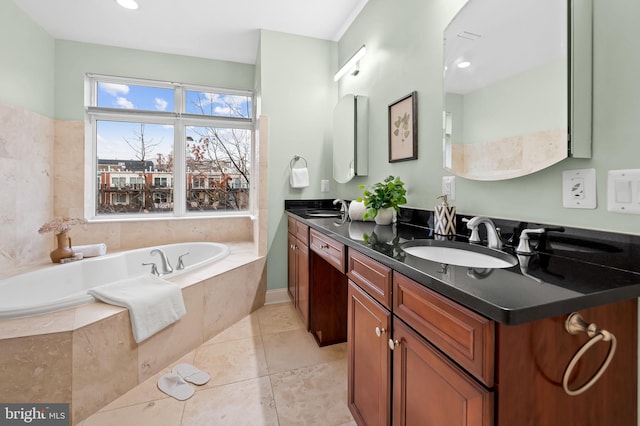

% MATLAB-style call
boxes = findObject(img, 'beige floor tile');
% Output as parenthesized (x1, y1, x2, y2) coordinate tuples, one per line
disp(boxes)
(100, 351, 195, 411)
(270, 359, 352, 426)
(206, 311, 261, 345)
(77, 397, 185, 426)
(193, 335, 268, 387)
(181, 377, 278, 426)
(262, 328, 347, 374)
(256, 302, 304, 335)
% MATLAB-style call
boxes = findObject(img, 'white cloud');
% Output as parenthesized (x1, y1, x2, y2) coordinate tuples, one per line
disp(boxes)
(214, 105, 232, 115)
(116, 97, 134, 109)
(99, 82, 130, 97)
(155, 97, 168, 111)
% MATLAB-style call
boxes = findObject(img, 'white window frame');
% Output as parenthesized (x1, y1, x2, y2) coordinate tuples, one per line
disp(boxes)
(84, 74, 254, 222)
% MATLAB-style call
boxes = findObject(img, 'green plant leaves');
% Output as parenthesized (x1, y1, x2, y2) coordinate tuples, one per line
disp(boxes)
(360, 175, 407, 220)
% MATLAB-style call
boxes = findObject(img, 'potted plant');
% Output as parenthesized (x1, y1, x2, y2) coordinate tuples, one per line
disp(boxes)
(358, 175, 407, 225)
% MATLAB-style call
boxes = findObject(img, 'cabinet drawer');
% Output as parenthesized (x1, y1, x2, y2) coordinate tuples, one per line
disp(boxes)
(309, 229, 345, 273)
(393, 272, 495, 387)
(288, 217, 309, 244)
(347, 249, 392, 309)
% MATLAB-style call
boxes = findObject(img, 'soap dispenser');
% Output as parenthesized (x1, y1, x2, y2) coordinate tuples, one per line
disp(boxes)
(434, 195, 456, 236)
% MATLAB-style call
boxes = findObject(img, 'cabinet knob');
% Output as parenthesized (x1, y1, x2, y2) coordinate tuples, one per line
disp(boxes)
(375, 327, 386, 337)
(388, 339, 399, 350)
(320, 243, 330, 249)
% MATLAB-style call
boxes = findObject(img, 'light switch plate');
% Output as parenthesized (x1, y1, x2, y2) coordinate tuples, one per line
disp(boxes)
(442, 176, 456, 201)
(562, 169, 596, 209)
(607, 169, 640, 214)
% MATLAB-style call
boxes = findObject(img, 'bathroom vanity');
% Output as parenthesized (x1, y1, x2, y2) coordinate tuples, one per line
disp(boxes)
(286, 201, 640, 425)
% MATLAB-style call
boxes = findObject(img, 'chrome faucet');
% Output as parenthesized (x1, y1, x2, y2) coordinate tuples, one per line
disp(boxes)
(333, 198, 347, 217)
(150, 249, 173, 274)
(466, 216, 503, 250)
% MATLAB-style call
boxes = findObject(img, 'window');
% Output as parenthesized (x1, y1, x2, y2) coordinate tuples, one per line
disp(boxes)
(85, 74, 253, 220)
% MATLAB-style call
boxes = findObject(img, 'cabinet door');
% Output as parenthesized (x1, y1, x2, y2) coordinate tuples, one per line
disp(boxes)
(296, 240, 309, 328)
(392, 318, 493, 426)
(348, 281, 391, 426)
(287, 232, 297, 303)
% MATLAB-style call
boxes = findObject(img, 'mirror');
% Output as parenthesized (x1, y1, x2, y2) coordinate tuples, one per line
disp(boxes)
(333, 94, 368, 183)
(443, 0, 592, 180)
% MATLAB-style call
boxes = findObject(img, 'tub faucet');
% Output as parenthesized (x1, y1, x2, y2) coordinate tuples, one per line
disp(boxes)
(466, 216, 503, 250)
(150, 249, 173, 274)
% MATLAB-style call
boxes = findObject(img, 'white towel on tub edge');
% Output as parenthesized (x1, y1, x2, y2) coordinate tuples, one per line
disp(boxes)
(88, 274, 186, 343)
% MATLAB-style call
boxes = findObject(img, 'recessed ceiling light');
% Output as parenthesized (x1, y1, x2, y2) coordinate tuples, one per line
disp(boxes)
(457, 61, 471, 69)
(116, 0, 139, 10)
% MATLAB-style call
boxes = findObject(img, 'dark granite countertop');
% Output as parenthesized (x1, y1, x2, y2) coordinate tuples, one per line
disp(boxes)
(285, 202, 640, 325)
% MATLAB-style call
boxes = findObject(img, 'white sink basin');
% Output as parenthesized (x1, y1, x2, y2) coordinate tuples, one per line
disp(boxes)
(401, 240, 517, 269)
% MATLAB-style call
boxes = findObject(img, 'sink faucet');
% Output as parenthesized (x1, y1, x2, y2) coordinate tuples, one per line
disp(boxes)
(333, 198, 347, 217)
(150, 249, 173, 274)
(466, 216, 503, 250)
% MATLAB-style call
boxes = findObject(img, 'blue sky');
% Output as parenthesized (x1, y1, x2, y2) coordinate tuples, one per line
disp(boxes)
(96, 82, 251, 162)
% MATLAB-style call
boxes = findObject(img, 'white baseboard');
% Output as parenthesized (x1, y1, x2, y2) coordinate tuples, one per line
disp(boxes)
(265, 288, 291, 305)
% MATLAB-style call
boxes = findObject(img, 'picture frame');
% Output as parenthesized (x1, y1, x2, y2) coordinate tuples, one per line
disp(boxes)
(388, 91, 418, 162)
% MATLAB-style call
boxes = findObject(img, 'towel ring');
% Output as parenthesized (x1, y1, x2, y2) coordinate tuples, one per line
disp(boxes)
(290, 155, 308, 169)
(562, 312, 617, 396)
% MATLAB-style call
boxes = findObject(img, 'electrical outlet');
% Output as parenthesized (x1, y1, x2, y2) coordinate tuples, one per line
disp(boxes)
(442, 176, 456, 201)
(562, 169, 596, 209)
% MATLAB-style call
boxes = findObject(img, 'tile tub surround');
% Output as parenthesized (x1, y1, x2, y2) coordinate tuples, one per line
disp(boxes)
(79, 303, 354, 426)
(0, 242, 265, 425)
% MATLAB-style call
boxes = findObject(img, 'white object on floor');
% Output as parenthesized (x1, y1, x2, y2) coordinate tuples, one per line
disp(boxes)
(88, 274, 186, 343)
(72, 243, 107, 257)
(157, 373, 194, 400)
(290, 167, 310, 188)
(172, 363, 210, 385)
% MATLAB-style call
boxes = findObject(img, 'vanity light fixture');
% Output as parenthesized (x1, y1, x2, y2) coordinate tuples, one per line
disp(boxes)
(457, 61, 471, 69)
(334, 45, 367, 82)
(116, 0, 139, 10)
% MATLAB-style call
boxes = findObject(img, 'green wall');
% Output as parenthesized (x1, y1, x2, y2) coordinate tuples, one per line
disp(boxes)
(258, 30, 337, 289)
(334, 0, 640, 236)
(0, 1, 55, 117)
(54, 40, 255, 120)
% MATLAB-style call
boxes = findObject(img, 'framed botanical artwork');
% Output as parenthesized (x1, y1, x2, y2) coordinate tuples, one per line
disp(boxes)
(388, 91, 418, 162)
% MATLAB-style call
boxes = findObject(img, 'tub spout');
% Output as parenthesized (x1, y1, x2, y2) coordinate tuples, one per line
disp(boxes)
(150, 249, 173, 274)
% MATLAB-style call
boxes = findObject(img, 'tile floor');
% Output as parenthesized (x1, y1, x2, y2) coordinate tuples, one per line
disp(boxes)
(78, 302, 355, 426)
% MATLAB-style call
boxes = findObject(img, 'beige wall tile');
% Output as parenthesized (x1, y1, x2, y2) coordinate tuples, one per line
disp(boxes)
(72, 311, 138, 423)
(137, 283, 204, 383)
(0, 332, 72, 403)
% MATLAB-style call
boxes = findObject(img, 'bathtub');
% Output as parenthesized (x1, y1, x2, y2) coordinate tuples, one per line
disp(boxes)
(0, 242, 230, 320)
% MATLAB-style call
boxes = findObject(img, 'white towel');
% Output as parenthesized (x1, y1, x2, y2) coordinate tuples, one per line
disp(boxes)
(88, 274, 187, 343)
(72, 243, 107, 258)
(290, 167, 310, 188)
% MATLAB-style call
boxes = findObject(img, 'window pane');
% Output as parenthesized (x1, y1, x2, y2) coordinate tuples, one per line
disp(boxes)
(97, 82, 174, 112)
(185, 126, 251, 212)
(96, 121, 174, 215)
(185, 91, 251, 118)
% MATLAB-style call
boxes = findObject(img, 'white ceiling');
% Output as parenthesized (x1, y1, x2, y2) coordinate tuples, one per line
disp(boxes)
(12, 0, 369, 64)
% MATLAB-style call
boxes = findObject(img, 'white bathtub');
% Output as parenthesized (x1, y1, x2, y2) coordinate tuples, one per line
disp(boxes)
(0, 242, 230, 320)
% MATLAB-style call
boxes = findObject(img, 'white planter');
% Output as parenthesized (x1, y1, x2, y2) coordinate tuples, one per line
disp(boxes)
(374, 207, 396, 225)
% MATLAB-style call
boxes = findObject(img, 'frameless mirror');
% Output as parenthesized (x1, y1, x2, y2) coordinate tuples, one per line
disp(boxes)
(443, 0, 592, 180)
(333, 94, 368, 183)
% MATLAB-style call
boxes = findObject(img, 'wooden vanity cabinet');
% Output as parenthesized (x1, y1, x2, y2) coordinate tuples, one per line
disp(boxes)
(347, 281, 391, 426)
(309, 229, 348, 346)
(392, 317, 493, 426)
(347, 250, 393, 425)
(347, 246, 492, 426)
(287, 217, 309, 328)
